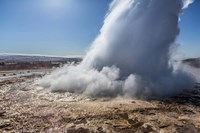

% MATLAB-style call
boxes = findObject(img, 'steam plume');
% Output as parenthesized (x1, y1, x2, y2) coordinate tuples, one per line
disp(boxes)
(39, 0, 195, 98)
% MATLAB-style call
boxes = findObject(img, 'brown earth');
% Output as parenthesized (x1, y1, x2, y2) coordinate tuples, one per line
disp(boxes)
(0, 74, 200, 133)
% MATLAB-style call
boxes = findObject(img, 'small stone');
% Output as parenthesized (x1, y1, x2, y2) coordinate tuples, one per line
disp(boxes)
(131, 101, 136, 103)
(0, 122, 11, 129)
(67, 127, 90, 133)
(97, 127, 103, 131)
(119, 113, 129, 119)
(0, 111, 6, 117)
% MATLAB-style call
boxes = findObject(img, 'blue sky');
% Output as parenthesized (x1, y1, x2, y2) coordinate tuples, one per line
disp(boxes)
(0, 0, 199, 58)
(178, 0, 200, 58)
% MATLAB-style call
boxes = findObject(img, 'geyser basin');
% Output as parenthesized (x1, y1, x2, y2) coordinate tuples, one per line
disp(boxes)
(39, 0, 195, 98)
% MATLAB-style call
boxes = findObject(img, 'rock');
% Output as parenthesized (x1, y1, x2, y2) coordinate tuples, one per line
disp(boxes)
(97, 127, 103, 132)
(119, 113, 129, 119)
(0, 122, 11, 129)
(159, 124, 170, 129)
(74, 118, 87, 124)
(67, 127, 90, 133)
(141, 123, 154, 132)
(131, 101, 136, 103)
(0, 111, 6, 117)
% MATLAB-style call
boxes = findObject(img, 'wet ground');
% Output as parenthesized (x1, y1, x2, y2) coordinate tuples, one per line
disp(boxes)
(0, 73, 200, 133)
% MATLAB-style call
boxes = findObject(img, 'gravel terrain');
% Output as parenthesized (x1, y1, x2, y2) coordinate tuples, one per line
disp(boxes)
(0, 72, 200, 133)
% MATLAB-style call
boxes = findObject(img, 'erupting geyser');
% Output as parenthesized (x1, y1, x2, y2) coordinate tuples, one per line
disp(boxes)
(39, 0, 195, 98)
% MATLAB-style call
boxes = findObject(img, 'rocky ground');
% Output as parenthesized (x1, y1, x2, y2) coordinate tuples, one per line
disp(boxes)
(0, 72, 200, 133)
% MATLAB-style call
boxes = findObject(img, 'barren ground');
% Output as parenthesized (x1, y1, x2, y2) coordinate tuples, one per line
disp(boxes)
(0, 70, 200, 133)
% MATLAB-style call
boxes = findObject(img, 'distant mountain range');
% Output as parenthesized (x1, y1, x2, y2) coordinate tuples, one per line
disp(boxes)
(183, 58, 200, 68)
(0, 54, 82, 62)
(0, 54, 199, 68)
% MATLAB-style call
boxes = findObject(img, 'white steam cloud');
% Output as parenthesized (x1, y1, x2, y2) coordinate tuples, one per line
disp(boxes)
(182, 0, 194, 8)
(39, 0, 195, 98)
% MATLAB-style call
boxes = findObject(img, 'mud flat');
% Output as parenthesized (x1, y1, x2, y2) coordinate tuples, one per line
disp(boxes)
(0, 73, 200, 133)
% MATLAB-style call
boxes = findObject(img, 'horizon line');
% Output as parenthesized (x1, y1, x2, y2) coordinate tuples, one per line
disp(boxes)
(0, 52, 84, 58)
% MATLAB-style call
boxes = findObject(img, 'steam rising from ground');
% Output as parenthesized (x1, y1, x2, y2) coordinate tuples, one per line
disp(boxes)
(39, 0, 195, 98)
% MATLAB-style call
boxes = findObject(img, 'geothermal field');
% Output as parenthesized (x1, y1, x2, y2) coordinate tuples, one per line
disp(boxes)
(1, 0, 200, 132)
(0, 59, 200, 133)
